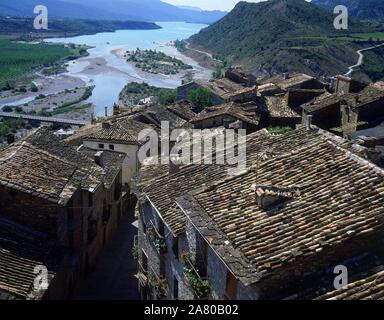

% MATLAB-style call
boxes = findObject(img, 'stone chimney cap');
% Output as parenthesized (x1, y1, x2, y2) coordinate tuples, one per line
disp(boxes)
(102, 122, 111, 129)
(94, 151, 103, 166)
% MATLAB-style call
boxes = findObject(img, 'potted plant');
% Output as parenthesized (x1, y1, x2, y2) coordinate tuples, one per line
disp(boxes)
(181, 252, 211, 299)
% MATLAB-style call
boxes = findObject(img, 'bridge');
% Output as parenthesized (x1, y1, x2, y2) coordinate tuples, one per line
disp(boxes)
(0, 112, 90, 127)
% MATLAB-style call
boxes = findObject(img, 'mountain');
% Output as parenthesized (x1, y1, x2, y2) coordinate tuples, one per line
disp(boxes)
(0, 17, 160, 38)
(189, 0, 383, 80)
(177, 5, 203, 12)
(312, 0, 384, 20)
(0, 0, 226, 24)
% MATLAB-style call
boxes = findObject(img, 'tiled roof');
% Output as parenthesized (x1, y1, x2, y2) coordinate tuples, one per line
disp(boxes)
(0, 216, 61, 299)
(132, 107, 189, 130)
(166, 100, 197, 121)
(66, 117, 153, 145)
(261, 73, 316, 91)
(189, 79, 245, 100)
(176, 131, 384, 285)
(23, 127, 104, 191)
(78, 146, 125, 188)
(265, 95, 301, 118)
(0, 127, 109, 203)
(0, 142, 79, 205)
(190, 102, 259, 125)
(144, 127, 357, 236)
(304, 86, 384, 113)
(316, 265, 384, 300)
(229, 86, 257, 97)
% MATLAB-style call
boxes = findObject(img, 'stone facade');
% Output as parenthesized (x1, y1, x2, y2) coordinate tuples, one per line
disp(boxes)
(137, 198, 262, 300)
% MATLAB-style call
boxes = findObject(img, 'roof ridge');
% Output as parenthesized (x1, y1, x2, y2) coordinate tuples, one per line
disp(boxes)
(186, 128, 382, 197)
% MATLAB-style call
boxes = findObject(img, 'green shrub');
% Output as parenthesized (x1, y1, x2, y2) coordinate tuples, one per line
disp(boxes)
(188, 87, 212, 109)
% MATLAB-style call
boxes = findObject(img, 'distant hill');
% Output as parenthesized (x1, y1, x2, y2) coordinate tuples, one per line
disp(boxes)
(189, 0, 384, 80)
(312, 0, 384, 21)
(0, 17, 160, 39)
(0, 0, 226, 24)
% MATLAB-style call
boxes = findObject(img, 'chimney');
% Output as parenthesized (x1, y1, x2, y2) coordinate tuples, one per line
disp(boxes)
(113, 103, 120, 115)
(252, 184, 300, 210)
(102, 122, 111, 129)
(306, 114, 313, 131)
(94, 151, 103, 166)
(105, 106, 108, 117)
(91, 113, 95, 123)
(6, 133, 15, 144)
(168, 141, 181, 175)
(283, 73, 289, 80)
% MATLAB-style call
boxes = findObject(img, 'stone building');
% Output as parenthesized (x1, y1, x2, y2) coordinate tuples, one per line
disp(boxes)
(134, 125, 384, 300)
(0, 127, 126, 299)
(302, 84, 384, 138)
(260, 73, 326, 92)
(66, 116, 153, 186)
(190, 102, 259, 132)
(264, 95, 301, 127)
(333, 75, 366, 95)
(225, 67, 257, 87)
(166, 101, 197, 122)
(177, 78, 256, 106)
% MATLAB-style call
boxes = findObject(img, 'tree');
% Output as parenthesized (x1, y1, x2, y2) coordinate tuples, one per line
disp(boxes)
(188, 87, 212, 110)
(159, 89, 176, 105)
(31, 83, 39, 92)
(2, 106, 13, 112)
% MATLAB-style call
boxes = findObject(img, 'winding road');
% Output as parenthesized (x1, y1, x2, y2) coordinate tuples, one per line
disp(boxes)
(185, 42, 221, 63)
(345, 43, 384, 76)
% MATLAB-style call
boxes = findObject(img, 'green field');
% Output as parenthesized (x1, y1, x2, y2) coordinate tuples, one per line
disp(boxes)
(0, 40, 84, 89)
(350, 32, 384, 41)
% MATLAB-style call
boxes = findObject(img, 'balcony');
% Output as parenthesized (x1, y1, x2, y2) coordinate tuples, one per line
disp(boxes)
(147, 222, 167, 255)
(181, 252, 211, 299)
(149, 271, 169, 300)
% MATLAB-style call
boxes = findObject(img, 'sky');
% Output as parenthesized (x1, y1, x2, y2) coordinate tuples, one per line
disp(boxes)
(162, 0, 266, 11)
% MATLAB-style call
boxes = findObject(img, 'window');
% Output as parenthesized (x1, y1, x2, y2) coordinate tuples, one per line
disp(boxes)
(202, 241, 208, 277)
(88, 193, 93, 208)
(87, 216, 98, 244)
(142, 217, 147, 235)
(172, 237, 179, 260)
(109, 144, 115, 150)
(347, 107, 352, 123)
(225, 272, 238, 300)
(98, 143, 105, 149)
(142, 250, 148, 275)
(160, 254, 166, 276)
(173, 277, 179, 300)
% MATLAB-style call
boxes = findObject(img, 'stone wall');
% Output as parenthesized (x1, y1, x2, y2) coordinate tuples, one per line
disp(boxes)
(0, 185, 59, 235)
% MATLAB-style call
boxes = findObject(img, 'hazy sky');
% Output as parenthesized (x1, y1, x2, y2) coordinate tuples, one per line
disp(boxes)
(162, 0, 266, 11)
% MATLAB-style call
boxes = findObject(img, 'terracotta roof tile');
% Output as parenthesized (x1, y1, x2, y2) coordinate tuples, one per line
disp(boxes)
(190, 102, 259, 125)
(0, 216, 61, 299)
(177, 133, 384, 285)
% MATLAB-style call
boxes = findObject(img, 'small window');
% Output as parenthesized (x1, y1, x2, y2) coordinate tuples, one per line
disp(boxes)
(173, 277, 179, 300)
(88, 193, 93, 208)
(225, 272, 238, 300)
(172, 237, 179, 260)
(98, 143, 105, 149)
(142, 217, 147, 235)
(109, 144, 115, 150)
(142, 250, 148, 274)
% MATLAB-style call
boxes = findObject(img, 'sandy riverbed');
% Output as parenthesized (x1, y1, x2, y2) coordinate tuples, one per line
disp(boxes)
(111, 47, 212, 82)
(0, 74, 86, 107)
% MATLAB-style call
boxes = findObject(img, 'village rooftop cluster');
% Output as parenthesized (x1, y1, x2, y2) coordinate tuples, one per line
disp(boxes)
(1, 68, 384, 300)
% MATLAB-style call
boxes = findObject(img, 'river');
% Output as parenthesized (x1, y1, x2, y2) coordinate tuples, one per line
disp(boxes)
(45, 21, 210, 116)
